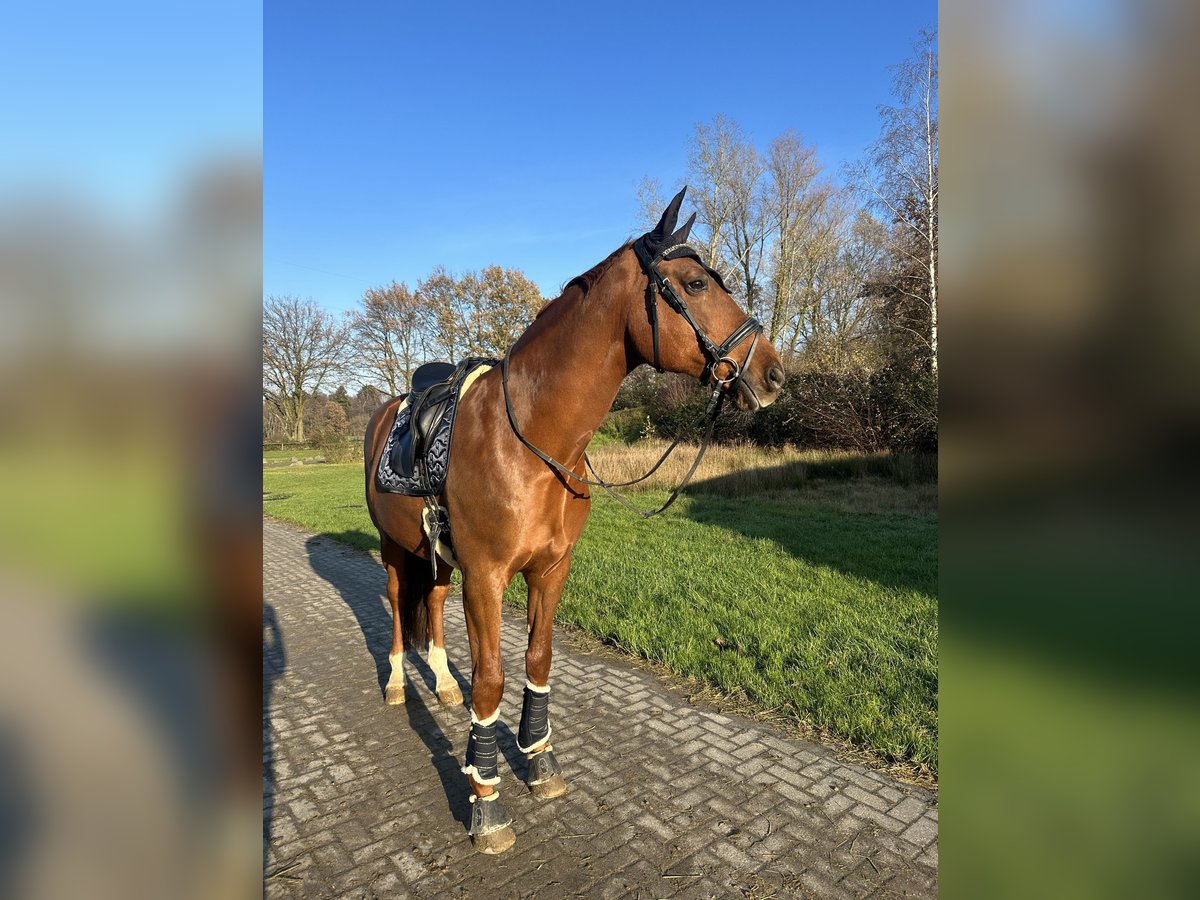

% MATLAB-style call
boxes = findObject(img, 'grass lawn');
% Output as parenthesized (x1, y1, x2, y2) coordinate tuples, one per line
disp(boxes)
(264, 457, 937, 772)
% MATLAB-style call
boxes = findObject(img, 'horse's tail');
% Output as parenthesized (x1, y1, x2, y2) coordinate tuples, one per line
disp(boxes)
(401, 550, 431, 652)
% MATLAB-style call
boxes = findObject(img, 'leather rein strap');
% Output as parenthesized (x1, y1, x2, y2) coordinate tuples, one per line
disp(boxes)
(501, 243, 764, 519)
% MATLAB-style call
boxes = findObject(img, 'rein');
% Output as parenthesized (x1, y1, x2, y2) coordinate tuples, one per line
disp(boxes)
(501, 243, 763, 518)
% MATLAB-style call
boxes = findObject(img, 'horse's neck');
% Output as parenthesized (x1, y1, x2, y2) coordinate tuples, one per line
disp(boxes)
(506, 281, 631, 466)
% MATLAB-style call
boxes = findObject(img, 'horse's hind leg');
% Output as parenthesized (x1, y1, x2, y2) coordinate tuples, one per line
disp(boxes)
(520, 555, 571, 799)
(424, 561, 463, 706)
(380, 535, 409, 705)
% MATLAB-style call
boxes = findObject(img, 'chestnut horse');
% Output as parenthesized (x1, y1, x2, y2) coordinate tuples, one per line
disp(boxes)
(363, 189, 785, 853)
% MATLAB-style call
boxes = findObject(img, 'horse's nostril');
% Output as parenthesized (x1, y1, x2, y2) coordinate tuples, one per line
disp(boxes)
(767, 365, 786, 390)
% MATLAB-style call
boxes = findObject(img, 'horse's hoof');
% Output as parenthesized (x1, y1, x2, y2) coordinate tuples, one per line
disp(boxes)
(384, 685, 406, 705)
(529, 773, 568, 799)
(471, 823, 516, 855)
(469, 794, 515, 854)
(526, 748, 566, 799)
(436, 684, 464, 706)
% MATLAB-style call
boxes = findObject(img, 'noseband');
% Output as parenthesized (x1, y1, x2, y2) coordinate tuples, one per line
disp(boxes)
(501, 242, 763, 518)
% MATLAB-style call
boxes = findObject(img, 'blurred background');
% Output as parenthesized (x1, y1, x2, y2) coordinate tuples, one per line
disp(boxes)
(0, 2, 261, 898)
(943, 0, 1200, 896)
(1, 0, 1199, 896)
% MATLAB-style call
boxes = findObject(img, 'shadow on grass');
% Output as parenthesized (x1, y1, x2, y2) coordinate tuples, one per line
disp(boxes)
(679, 468, 938, 597)
(681, 452, 936, 497)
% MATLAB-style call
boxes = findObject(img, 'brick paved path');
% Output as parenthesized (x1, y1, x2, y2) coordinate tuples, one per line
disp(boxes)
(264, 519, 937, 898)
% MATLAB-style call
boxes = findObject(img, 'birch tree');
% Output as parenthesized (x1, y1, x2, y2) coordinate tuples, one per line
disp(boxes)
(852, 28, 938, 372)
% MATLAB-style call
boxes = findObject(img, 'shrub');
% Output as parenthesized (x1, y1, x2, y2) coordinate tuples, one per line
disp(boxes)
(871, 365, 938, 453)
(598, 406, 647, 444)
(605, 360, 938, 455)
(612, 368, 659, 411)
(316, 437, 360, 464)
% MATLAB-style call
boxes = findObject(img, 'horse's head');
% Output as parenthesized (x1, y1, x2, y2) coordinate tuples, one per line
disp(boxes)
(625, 188, 785, 410)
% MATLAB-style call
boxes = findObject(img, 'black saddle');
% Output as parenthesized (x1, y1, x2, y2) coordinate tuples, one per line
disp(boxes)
(395, 363, 462, 478)
(410, 361, 455, 393)
(376, 358, 497, 497)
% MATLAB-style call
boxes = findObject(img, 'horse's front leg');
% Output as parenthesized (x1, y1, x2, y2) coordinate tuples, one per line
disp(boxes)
(460, 568, 516, 854)
(520, 555, 570, 799)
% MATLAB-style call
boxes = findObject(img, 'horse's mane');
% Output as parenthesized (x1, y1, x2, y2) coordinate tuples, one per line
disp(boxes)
(534, 241, 633, 319)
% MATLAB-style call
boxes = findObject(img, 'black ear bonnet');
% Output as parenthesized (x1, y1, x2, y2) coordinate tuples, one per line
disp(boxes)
(633, 187, 730, 293)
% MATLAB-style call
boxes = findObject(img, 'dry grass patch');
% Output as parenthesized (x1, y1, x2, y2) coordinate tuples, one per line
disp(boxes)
(587, 440, 936, 515)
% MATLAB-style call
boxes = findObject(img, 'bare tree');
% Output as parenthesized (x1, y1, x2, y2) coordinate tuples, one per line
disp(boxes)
(685, 116, 769, 311)
(782, 185, 854, 356)
(763, 131, 824, 343)
(351, 280, 428, 397)
(851, 28, 938, 372)
(634, 176, 668, 232)
(262, 295, 349, 442)
(810, 209, 888, 367)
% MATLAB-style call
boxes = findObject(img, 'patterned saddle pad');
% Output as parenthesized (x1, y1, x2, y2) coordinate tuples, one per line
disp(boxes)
(375, 358, 496, 497)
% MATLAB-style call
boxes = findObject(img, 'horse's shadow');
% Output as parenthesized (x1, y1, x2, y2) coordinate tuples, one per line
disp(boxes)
(304, 534, 527, 825)
(263, 604, 285, 871)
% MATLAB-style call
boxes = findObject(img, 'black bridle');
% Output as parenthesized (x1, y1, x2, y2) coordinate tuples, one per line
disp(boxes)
(633, 238, 764, 397)
(501, 241, 764, 518)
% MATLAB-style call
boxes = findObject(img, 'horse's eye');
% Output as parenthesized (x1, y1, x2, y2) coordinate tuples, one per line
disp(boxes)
(688, 278, 706, 291)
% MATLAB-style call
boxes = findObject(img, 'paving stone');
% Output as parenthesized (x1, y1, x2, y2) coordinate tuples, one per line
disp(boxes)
(850, 803, 908, 834)
(844, 783, 891, 812)
(900, 814, 939, 849)
(263, 518, 937, 898)
(823, 792, 857, 818)
(890, 796, 928, 824)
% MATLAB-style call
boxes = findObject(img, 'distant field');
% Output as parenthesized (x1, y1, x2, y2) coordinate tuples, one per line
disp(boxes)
(263, 444, 938, 773)
(263, 448, 324, 461)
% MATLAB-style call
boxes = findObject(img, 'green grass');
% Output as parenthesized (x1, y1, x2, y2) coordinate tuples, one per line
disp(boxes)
(264, 460, 938, 771)
(264, 463, 374, 546)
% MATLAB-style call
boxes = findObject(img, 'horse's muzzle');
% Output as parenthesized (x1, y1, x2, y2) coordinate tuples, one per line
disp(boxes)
(733, 364, 785, 411)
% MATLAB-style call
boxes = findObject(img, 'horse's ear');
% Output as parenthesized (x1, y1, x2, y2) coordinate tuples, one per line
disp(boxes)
(670, 212, 697, 245)
(648, 187, 688, 242)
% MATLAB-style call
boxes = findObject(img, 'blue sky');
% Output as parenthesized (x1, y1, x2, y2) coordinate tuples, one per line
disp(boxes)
(1, 2, 261, 214)
(266, 2, 935, 314)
